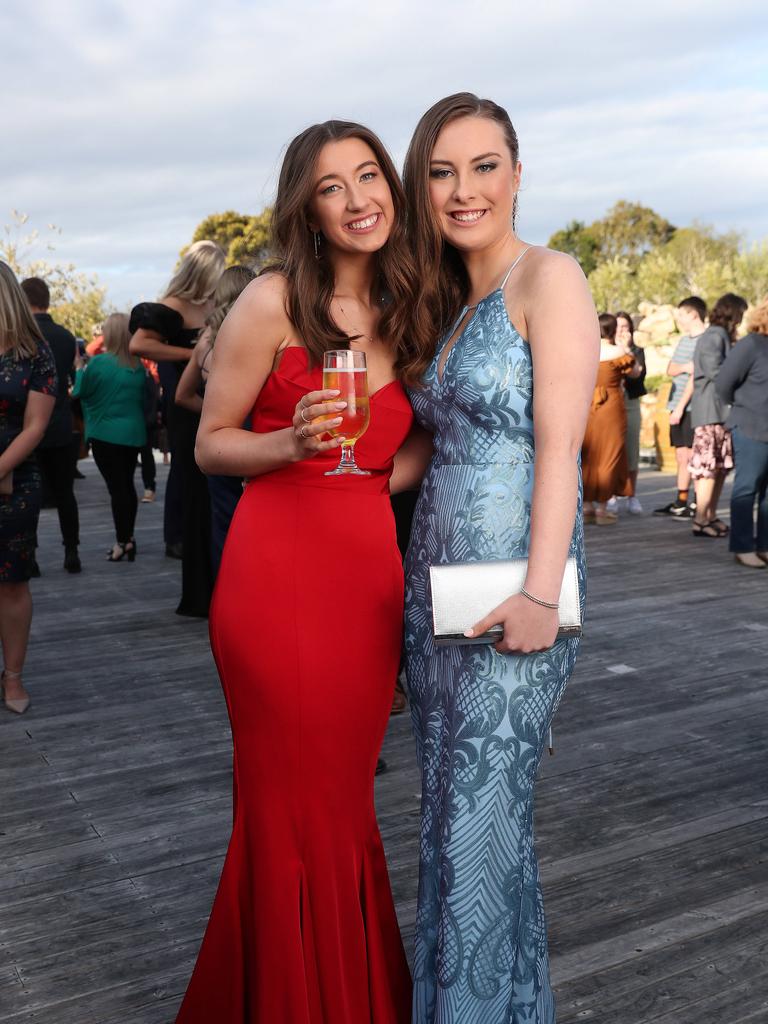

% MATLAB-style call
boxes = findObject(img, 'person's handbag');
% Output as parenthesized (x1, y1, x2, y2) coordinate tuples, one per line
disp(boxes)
(0, 470, 13, 497)
(429, 556, 582, 646)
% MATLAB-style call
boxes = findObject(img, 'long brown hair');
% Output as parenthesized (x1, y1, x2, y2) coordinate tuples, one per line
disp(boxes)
(0, 260, 43, 359)
(206, 265, 256, 346)
(266, 120, 421, 383)
(402, 93, 521, 382)
(709, 292, 748, 343)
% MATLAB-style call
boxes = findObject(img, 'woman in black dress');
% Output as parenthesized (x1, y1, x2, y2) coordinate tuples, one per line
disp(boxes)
(175, 264, 255, 576)
(128, 240, 225, 616)
(0, 262, 57, 714)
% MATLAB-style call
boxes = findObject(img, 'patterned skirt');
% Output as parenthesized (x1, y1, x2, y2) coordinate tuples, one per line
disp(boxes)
(689, 424, 734, 480)
(0, 458, 41, 583)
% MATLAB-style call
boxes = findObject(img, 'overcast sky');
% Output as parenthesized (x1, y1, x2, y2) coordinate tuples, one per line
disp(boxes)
(3, 0, 767, 309)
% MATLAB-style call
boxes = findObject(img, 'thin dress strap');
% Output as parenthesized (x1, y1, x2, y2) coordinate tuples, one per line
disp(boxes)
(500, 245, 532, 290)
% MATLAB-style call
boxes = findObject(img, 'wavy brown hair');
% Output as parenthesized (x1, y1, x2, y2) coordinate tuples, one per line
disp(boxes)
(709, 292, 748, 343)
(402, 93, 520, 382)
(265, 120, 422, 383)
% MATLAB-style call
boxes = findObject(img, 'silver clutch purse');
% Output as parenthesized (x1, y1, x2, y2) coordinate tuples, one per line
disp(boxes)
(429, 556, 582, 646)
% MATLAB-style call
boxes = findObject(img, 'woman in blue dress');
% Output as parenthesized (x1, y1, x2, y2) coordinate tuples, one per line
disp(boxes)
(395, 94, 599, 1023)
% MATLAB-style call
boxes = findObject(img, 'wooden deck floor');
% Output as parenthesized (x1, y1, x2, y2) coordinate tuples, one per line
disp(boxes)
(1, 462, 767, 1023)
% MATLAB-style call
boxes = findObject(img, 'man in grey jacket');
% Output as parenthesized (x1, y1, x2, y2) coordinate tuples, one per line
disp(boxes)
(716, 302, 768, 568)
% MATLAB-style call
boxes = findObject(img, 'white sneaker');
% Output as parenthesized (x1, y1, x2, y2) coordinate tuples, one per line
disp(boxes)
(606, 497, 619, 514)
(628, 496, 643, 515)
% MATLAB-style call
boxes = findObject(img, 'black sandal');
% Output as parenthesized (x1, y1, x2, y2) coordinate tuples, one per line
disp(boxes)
(692, 520, 721, 538)
(711, 518, 730, 536)
(106, 540, 137, 562)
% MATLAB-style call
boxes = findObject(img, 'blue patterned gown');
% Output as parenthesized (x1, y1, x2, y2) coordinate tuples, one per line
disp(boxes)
(403, 281, 586, 1024)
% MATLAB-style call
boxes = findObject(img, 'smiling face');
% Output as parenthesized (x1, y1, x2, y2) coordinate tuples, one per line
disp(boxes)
(307, 137, 395, 256)
(428, 115, 521, 253)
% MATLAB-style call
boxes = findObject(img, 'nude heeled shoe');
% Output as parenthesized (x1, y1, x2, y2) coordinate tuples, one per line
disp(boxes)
(2, 669, 30, 714)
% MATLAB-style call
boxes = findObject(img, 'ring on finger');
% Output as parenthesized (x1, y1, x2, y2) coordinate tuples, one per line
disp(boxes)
(299, 425, 310, 440)
(300, 407, 311, 424)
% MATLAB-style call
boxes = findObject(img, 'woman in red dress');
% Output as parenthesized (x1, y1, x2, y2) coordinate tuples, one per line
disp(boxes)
(175, 122, 429, 1023)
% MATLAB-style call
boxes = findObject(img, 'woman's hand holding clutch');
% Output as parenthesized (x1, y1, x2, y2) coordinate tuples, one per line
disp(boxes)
(465, 592, 559, 654)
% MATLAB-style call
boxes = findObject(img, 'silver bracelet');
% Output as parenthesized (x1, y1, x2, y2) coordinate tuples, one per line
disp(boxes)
(520, 587, 559, 610)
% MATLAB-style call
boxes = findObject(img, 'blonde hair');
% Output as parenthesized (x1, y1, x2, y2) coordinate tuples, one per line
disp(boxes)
(746, 298, 768, 336)
(206, 265, 255, 345)
(164, 240, 225, 305)
(0, 260, 43, 359)
(102, 313, 134, 366)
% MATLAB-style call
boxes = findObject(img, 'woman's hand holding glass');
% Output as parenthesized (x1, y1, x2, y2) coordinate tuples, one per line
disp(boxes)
(291, 390, 347, 459)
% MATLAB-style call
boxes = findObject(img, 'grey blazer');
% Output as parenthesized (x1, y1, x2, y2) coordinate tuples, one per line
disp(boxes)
(716, 332, 768, 443)
(690, 325, 731, 428)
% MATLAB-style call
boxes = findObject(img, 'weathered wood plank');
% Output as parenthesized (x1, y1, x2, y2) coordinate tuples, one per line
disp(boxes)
(1, 462, 766, 1023)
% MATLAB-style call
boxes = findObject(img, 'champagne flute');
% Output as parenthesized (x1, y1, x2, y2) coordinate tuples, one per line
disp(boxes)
(322, 350, 371, 476)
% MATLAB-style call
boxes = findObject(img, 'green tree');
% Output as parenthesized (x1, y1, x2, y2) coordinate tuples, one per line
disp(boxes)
(634, 224, 739, 306)
(634, 250, 684, 305)
(189, 208, 272, 267)
(2, 210, 109, 338)
(548, 220, 600, 276)
(730, 242, 768, 305)
(590, 200, 675, 265)
(551, 200, 766, 315)
(588, 257, 640, 312)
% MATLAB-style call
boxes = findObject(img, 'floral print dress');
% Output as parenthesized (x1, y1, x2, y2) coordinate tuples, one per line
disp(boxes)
(0, 342, 57, 582)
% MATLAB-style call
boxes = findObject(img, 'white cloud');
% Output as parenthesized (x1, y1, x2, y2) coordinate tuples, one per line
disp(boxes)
(2, 0, 767, 305)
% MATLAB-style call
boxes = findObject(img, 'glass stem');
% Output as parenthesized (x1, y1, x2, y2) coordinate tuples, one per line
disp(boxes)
(338, 443, 357, 469)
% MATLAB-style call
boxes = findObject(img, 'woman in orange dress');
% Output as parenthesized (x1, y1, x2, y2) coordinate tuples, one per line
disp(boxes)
(582, 313, 636, 524)
(174, 121, 431, 1024)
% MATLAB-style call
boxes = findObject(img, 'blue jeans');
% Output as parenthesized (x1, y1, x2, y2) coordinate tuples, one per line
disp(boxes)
(730, 427, 768, 553)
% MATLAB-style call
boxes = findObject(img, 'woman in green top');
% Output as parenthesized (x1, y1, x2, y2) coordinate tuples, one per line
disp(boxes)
(73, 313, 147, 561)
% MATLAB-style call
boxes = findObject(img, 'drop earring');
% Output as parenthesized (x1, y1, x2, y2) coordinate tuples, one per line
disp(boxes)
(512, 193, 519, 231)
(313, 232, 320, 259)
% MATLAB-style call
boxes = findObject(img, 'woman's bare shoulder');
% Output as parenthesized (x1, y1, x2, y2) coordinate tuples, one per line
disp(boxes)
(234, 272, 290, 320)
(213, 273, 293, 365)
(523, 246, 587, 289)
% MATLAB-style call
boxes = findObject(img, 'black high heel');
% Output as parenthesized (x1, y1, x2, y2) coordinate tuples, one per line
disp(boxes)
(106, 540, 137, 562)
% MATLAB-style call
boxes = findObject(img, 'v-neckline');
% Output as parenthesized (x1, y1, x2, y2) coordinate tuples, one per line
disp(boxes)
(435, 290, 498, 386)
(435, 246, 532, 386)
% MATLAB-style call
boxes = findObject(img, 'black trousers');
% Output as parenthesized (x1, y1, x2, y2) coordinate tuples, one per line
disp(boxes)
(173, 406, 213, 617)
(91, 439, 140, 544)
(139, 441, 156, 491)
(36, 444, 80, 548)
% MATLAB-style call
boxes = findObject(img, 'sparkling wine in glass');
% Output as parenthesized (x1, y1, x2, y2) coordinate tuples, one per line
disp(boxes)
(322, 350, 371, 476)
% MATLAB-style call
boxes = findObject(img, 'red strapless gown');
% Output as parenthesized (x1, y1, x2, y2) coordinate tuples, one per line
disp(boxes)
(175, 347, 413, 1024)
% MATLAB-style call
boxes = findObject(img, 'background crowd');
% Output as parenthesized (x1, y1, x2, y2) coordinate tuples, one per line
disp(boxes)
(582, 292, 768, 571)
(1, 252, 767, 717)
